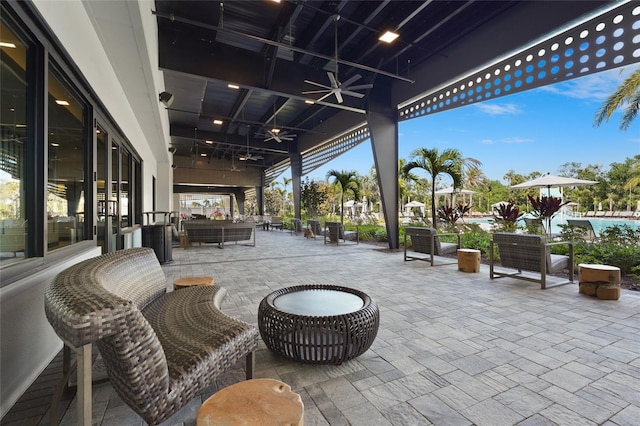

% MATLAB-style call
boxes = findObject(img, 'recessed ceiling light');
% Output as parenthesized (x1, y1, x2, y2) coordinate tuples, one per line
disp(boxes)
(0, 42, 16, 48)
(55, 100, 70, 106)
(205, 140, 214, 144)
(200, 153, 207, 157)
(305, 100, 315, 105)
(213, 119, 223, 125)
(379, 31, 399, 44)
(228, 84, 240, 89)
(50, 142, 60, 147)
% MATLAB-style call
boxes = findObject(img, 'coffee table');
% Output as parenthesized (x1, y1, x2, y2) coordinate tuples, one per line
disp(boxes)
(258, 284, 379, 364)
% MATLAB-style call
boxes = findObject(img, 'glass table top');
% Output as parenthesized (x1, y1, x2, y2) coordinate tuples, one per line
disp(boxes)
(273, 289, 364, 316)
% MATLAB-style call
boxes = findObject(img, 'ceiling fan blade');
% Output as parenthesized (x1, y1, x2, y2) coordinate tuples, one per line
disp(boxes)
(341, 90, 365, 99)
(304, 80, 332, 90)
(327, 72, 339, 89)
(315, 92, 335, 103)
(341, 74, 362, 87)
(334, 90, 344, 104)
(302, 89, 332, 95)
(344, 84, 373, 91)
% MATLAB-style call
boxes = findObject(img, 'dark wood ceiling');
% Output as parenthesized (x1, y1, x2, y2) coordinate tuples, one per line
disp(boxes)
(154, 0, 610, 174)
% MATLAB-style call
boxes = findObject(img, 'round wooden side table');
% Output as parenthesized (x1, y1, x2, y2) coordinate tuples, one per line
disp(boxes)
(197, 378, 303, 426)
(173, 276, 215, 290)
(457, 249, 481, 273)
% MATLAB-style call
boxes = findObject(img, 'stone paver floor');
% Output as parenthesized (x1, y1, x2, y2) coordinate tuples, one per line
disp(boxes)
(4, 228, 640, 425)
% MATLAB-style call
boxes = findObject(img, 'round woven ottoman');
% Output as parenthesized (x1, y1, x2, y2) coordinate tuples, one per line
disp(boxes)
(258, 284, 379, 364)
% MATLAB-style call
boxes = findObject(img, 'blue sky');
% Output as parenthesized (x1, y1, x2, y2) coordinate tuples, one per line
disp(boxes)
(297, 65, 640, 186)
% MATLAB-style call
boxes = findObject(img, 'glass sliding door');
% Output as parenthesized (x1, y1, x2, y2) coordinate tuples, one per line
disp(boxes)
(47, 63, 87, 251)
(0, 18, 28, 265)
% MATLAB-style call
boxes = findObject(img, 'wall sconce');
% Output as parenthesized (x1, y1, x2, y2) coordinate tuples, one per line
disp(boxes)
(159, 91, 174, 107)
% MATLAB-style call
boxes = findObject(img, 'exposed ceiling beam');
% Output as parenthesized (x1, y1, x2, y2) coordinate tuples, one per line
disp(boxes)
(154, 10, 414, 83)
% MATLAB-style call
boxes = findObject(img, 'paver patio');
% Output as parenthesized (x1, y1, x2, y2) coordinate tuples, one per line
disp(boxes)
(4, 228, 640, 425)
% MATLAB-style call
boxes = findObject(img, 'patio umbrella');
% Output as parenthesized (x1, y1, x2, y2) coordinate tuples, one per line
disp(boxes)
(510, 173, 597, 196)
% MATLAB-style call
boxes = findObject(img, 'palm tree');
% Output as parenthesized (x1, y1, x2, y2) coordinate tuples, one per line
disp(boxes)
(282, 177, 292, 214)
(403, 148, 480, 229)
(594, 67, 640, 131)
(326, 169, 360, 224)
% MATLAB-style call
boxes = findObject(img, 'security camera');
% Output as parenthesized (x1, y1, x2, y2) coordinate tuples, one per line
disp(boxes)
(168, 147, 177, 154)
(159, 91, 174, 108)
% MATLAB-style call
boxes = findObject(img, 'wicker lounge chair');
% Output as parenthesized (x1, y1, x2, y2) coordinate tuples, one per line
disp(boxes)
(44, 248, 259, 425)
(307, 219, 323, 239)
(490, 232, 574, 289)
(403, 227, 460, 266)
(270, 216, 284, 230)
(566, 218, 598, 242)
(324, 221, 359, 245)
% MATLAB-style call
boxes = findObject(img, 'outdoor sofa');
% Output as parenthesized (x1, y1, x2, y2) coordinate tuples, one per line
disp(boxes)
(44, 247, 259, 425)
(182, 219, 255, 248)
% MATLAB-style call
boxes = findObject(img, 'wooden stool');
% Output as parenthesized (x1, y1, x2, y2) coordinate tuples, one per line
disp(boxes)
(173, 276, 215, 290)
(457, 249, 481, 273)
(578, 264, 621, 300)
(197, 378, 304, 426)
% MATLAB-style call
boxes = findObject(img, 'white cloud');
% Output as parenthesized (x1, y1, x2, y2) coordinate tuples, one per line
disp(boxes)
(481, 139, 495, 144)
(536, 66, 638, 101)
(474, 103, 521, 115)
(502, 137, 533, 144)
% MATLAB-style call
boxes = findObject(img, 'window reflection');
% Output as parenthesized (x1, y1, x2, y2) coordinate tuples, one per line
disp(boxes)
(47, 65, 86, 250)
(0, 20, 27, 264)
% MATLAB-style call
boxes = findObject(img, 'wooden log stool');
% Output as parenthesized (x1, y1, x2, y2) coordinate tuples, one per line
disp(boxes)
(578, 264, 621, 300)
(173, 276, 215, 290)
(197, 378, 304, 426)
(457, 249, 481, 273)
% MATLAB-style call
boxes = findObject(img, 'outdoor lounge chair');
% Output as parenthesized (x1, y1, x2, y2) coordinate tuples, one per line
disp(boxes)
(566, 218, 598, 242)
(403, 227, 460, 266)
(307, 219, 323, 239)
(324, 222, 359, 245)
(270, 216, 284, 230)
(490, 232, 574, 289)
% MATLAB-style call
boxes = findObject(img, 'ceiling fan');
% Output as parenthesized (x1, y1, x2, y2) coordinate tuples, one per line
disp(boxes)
(256, 103, 296, 143)
(302, 15, 373, 104)
(238, 129, 263, 161)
